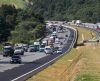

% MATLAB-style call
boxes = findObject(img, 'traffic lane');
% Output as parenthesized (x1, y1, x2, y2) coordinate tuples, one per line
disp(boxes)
(54, 29, 70, 48)
(0, 52, 48, 72)
(81, 23, 100, 39)
(83, 23, 97, 29)
(0, 28, 75, 81)
(0, 25, 75, 80)
(0, 25, 68, 73)
(54, 28, 70, 47)
(0, 32, 67, 73)
(62, 28, 75, 53)
(0, 53, 65, 81)
(0, 42, 74, 81)
(22, 52, 48, 63)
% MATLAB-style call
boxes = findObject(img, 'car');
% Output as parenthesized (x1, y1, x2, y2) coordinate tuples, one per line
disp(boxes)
(44, 46, 53, 54)
(14, 47, 24, 55)
(65, 34, 68, 37)
(50, 36, 55, 43)
(23, 44, 28, 52)
(68, 37, 73, 41)
(56, 48, 62, 54)
(57, 29, 63, 33)
(10, 55, 22, 64)
(3, 46, 14, 57)
(28, 45, 37, 52)
(52, 31, 57, 37)
(59, 25, 63, 30)
(39, 44, 45, 52)
(55, 38, 60, 44)
(52, 27, 56, 31)
(42, 40, 48, 46)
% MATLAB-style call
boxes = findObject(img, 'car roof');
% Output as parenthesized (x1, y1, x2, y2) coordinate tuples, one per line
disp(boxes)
(4, 46, 12, 48)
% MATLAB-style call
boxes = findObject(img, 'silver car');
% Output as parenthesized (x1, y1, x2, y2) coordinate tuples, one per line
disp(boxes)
(44, 46, 53, 54)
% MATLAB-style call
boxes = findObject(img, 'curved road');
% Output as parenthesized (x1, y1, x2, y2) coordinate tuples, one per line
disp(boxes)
(0, 26, 76, 81)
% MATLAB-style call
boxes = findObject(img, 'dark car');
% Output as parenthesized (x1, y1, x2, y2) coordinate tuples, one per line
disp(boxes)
(28, 45, 37, 52)
(53, 27, 56, 31)
(10, 55, 22, 64)
(3, 46, 14, 57)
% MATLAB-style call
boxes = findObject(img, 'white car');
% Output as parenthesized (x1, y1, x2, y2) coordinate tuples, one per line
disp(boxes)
(56, 48, 62, 54)
(51, 31, 57, 38)
(44, 46, 53, 54)
(55, 38, 60, 44)
(42, 40, 48, 46)
(14, 47, 24, 55)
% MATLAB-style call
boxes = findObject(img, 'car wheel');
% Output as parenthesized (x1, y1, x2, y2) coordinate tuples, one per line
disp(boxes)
(19, 62, 21, 64)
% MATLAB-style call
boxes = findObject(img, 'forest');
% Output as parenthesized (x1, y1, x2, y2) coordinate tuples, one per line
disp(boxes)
(31, 0, 100, 23)
(0, 5, 46, 43)
(0, 0, 100, 43)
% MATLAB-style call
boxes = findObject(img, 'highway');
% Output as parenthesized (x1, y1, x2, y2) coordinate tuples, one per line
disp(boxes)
(0, 23, 76, 81)
(81, 23, 100, 40)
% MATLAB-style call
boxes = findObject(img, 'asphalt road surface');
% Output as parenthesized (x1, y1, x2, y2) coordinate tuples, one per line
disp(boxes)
(0, 24, 76, 81)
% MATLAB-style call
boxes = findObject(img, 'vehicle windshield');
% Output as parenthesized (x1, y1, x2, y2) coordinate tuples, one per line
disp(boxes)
(45, 48, 51, 50)
(4, 48, 11, 51)
(40, 45, 45, 48)
(23, 45, 28, 47)
(58, 48, 62, 51)
(12, 56, 20, 58)
(15, 47, 22, 49)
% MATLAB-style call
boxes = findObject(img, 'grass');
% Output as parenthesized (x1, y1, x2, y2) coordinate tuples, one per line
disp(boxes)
(74, 44, 100, 81)
(26, 26, 98, 81)
(75, 74, 94, 81)
(26, 49, 77, 81)
(75, 27, 98, 44)
(0, 0, 27, 9)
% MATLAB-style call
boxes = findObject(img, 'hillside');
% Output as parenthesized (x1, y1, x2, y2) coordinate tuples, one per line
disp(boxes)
(0, 4, 45, 43)
(0, 0, 27, 9)
(1, 0, 100, 22)
(31, 0, 100, 23)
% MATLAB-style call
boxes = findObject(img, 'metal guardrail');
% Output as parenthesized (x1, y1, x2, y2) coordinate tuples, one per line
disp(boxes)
(11, 25, 77, 81)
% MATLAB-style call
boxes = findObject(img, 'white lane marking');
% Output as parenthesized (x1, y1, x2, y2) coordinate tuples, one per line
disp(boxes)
(11, 27, 76, 81)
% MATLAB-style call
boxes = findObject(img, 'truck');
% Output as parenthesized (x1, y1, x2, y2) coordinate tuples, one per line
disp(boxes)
(34, 41, 40, 51)
(3, 46, 14, 57)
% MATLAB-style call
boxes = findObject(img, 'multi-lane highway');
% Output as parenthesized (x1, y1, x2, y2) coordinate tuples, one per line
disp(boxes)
(80, 23, 100, 40)
(0, 23, 77, 81)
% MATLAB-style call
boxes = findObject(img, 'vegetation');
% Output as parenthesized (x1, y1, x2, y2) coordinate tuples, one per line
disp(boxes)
(76, 27, 98, 44)
(27, 27, 98, 81)
(0, 5, 46, 43)
(0, 0, 27, 9)
(74, 43, 100, 81)
(30, 0, 100, 23)
(1, 0, 100, 23)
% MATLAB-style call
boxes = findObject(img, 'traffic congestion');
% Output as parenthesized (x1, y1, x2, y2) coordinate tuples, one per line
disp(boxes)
(1, 22, 70, 64)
